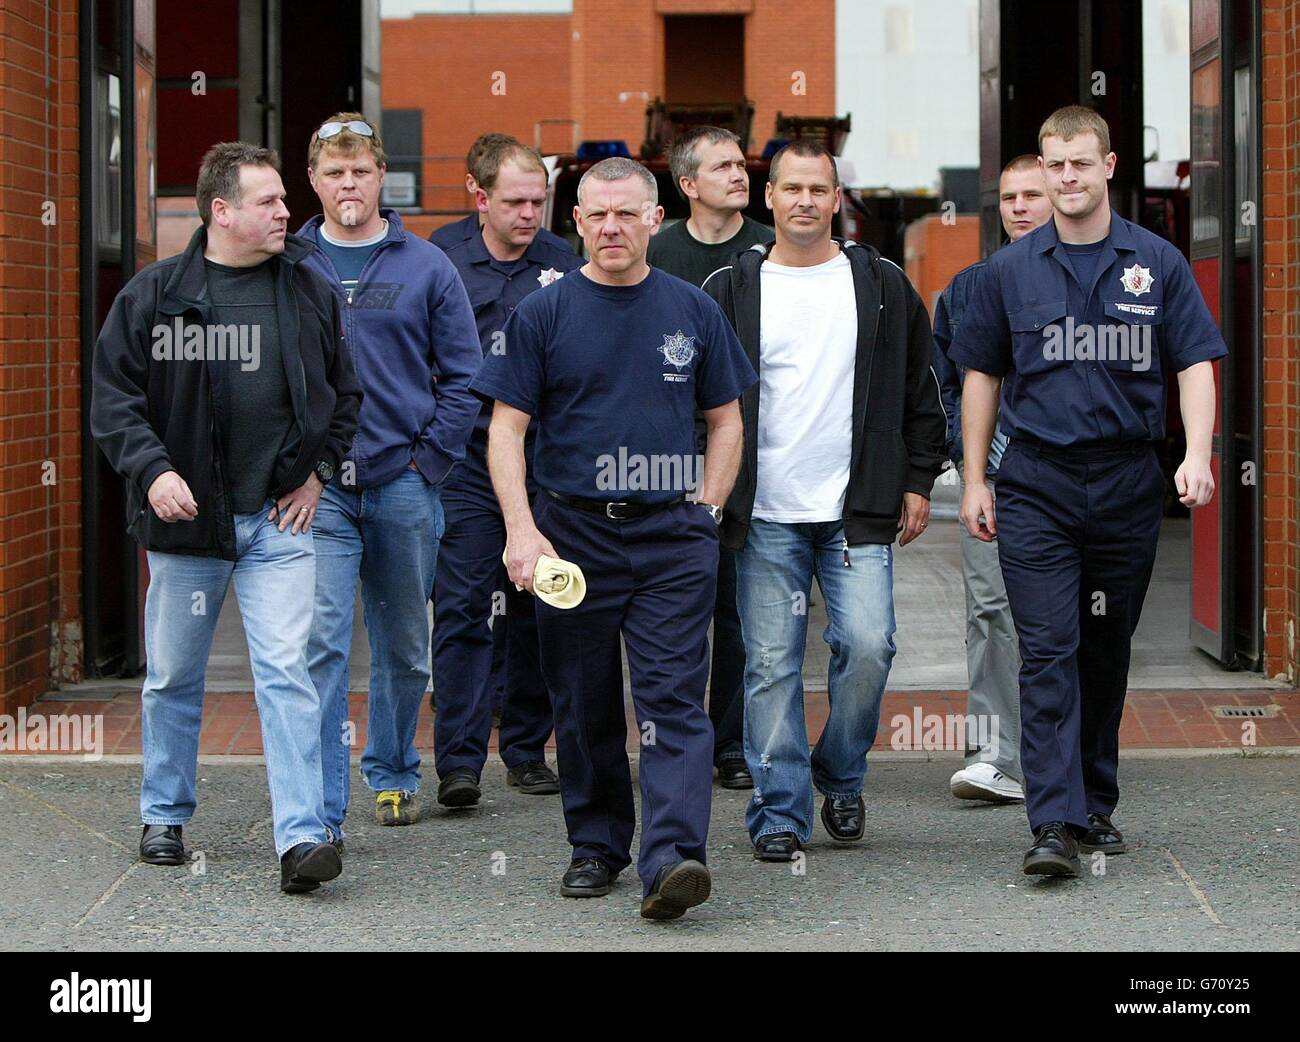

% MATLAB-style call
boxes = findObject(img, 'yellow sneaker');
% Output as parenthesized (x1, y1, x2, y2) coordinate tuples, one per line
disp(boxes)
(375, 789, 416, 826)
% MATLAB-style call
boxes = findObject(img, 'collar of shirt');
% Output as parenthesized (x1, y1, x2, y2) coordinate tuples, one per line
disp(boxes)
(1036, 209, 1137, 271)
(465, 224, 557, 274)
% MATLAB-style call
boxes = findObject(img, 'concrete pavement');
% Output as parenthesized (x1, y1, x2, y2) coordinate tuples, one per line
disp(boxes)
(1, 752, 1296, 951)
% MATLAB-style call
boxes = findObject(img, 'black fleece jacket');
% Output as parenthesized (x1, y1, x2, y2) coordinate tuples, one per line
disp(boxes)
(701, 239, 946, 550)
(90, 226, 362, 559)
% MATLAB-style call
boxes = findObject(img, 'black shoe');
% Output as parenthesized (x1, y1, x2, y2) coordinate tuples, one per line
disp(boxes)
(753, 831, 802, 862)
(1022, 821, 1082, 877)
(640, 859, 711, 920)
(437, 767, 481, 807)
(821, 795, 866, 842)
(139, 824, 187, 866)
(280, 840, 343, 894)
(506, 761, 560, 795)
(560, 857, 616, 897)
(716, 759, 753, 789)
(1079, 812, 1127, 855)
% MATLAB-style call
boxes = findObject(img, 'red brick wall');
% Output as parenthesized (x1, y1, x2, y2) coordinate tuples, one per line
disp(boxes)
(0, 0, 81, 713)
(381, 13, 572, 223)
(381, 0, 837, 237)
(744, 0, 835, 155)
(1260, 0, 1299, 683)
(570, 0, 662, 145)
(566, 0, 835, 154)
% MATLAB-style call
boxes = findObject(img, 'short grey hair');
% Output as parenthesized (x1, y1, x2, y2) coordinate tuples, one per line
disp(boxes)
(668, 126, 742, 199)
(577, 156, 658, 207)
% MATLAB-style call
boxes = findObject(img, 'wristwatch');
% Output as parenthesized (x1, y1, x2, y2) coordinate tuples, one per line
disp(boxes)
(314, 459, 335, 484)
(698, 502, 724, 525)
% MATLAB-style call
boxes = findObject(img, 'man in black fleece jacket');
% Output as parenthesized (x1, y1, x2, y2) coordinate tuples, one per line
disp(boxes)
(91, 143, 361, 894)
(703, 140, 945, 862)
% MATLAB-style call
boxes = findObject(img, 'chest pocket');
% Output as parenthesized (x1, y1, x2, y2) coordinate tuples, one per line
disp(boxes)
(1008, 301, 1068, 375)
(1101, 301, 1163, 376)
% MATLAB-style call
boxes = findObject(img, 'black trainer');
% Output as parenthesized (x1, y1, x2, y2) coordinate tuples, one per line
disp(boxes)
(139, 824, 187, 866)
(1022, 821, 1082, 877)
(437, 767, 481, 807)
(821, 795, 866, 842)
(753, 831, 802, 862)
(560, 857, 616, 897)
(640, 860, 712, 920)
(506, 761, 560, 795)
(717, 759, 753, 789)
(280, 840, 342, 894)
(1079, 812, 1127, 854)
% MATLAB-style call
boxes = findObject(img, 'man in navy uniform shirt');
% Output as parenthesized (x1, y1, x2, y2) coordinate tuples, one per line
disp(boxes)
(951, 106, 1224, 877)
(430, 133, 573, 257)
(473, 156, 757, 920)
(429, 138, 581, 808)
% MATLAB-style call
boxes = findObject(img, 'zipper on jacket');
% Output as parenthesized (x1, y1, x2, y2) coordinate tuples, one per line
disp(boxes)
(843, 255, 885, 549)
(314, 228, 398, 477)
(205, 360, 236, 559)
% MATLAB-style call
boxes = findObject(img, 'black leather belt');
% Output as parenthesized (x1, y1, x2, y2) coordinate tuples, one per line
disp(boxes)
(546, 489, 685, 520)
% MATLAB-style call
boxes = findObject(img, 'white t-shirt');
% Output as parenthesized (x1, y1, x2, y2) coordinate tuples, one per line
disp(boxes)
(752, 250, 858, 522)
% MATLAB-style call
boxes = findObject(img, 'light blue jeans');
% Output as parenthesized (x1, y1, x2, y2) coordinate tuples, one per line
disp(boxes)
(736, 519, 897, 843)
(141, 503, 328, 858)
(308, 468, 443, 838)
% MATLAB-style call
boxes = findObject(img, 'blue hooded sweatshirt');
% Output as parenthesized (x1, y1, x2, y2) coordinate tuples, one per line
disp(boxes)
(298, 209, 482, 490)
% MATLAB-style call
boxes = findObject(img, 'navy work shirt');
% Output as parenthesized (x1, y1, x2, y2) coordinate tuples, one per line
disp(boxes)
(932, 259, 1008, 476)
(471, 267, 758, 504)
(948, 212, 1227, 447)
(433, 216, 583, 468)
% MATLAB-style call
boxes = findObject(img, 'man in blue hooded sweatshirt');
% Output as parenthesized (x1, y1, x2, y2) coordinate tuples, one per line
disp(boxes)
(298, 113, 482, 839)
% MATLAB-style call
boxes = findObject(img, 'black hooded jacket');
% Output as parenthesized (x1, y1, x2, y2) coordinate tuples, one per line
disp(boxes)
(90, 226, 362, 559)
(701, 238, 946, 549)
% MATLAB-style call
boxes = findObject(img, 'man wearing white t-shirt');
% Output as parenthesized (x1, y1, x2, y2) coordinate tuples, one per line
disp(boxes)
(703, 141, 946, 860)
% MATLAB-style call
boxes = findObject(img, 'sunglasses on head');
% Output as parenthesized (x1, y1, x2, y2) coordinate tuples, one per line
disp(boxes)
(317, 120, 374, 140)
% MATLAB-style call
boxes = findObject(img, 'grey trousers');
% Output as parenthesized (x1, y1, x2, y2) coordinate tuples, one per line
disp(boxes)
(959, 478, 1022, 781)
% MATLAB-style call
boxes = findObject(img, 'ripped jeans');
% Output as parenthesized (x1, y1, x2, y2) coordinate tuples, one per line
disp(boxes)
(735, 519, 896, 844)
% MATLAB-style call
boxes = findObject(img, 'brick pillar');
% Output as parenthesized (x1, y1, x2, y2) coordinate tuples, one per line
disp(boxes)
(1259, 0, 1300, 683)
(0, 0, 82, 714)
(745, 0, 835, 155)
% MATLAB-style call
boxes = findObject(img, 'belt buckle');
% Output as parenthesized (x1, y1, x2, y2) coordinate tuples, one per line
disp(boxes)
(605, 501, 630, 520)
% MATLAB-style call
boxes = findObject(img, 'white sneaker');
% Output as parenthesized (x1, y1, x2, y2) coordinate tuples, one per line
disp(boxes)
(949, 762, 1024, 802)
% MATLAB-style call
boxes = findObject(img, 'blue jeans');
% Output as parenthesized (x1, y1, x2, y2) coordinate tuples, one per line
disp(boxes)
(736, 519, 896, 843)
(141, 503, 328, 858)
(308, 468, 443, 838)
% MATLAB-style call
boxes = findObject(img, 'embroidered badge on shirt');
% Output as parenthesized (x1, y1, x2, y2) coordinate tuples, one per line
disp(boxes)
(537, 267, 564, 287)
(1120, 264, 1154, 297)
(659, 330, 696, 382)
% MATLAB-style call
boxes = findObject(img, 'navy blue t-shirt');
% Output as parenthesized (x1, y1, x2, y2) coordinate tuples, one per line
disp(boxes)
(471, 266, 757, 503)
(1061, 238, 1106, 297)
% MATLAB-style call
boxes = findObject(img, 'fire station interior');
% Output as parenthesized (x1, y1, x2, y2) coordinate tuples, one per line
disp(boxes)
(79, 0, 1272, 693)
